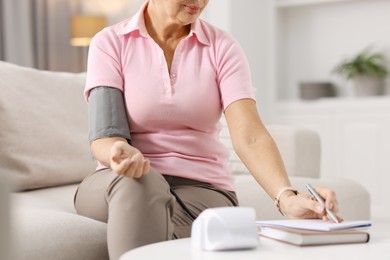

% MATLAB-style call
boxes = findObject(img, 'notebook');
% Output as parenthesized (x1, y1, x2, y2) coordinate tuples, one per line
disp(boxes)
(258, 226, 370, 246)
(256, 219, 371, 246)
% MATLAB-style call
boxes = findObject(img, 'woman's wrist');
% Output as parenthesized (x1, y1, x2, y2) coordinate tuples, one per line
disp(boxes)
(274, 187, 298, 216)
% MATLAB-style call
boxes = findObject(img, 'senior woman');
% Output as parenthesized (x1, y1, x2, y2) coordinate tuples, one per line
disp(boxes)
(74, 1, 342, 259)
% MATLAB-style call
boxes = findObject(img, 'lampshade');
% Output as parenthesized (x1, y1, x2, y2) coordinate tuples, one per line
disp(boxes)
(70, 15, 106, 46)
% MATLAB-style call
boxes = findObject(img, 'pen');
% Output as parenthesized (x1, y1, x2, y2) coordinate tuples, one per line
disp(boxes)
(306, 184, 339, 223)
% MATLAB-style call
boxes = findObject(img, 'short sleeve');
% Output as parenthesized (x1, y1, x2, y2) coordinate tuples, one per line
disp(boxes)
(216, 34, 255, 110)
(84, 28, 124, 101)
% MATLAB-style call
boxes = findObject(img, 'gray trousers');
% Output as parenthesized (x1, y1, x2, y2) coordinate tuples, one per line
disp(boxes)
(74, 168, 238, 260)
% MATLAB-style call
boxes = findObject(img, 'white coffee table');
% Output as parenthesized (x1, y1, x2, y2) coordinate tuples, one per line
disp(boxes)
(120, 218, 390, 260)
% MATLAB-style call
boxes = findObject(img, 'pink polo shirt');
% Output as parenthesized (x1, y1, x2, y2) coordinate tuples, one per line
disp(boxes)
(85, 2, 255, 191)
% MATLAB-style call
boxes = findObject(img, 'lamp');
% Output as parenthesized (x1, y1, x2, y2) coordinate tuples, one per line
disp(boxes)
(70, 15, 106, 47)
(70, 15, 106, 71)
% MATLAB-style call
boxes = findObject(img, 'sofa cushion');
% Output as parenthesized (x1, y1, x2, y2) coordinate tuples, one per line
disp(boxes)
(11, 184, 79, 213)
(10, 185, 109, 259)
(11, 206, 108, 260)
(0, 61, 95, 191)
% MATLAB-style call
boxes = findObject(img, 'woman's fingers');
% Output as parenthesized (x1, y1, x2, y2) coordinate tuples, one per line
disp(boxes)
(123, 154, 150, 178)
(142, 160, 150, 175)
(284, 190, 343, 222)
(110, 142, 124, 163)
(310, 187, 343, 222)
(315, 187, 338, 213)
(124, 154, 141, 178)
(108, 141, 150, 178)
(112, 158, 131, 175)
(305, 197, 325, 215)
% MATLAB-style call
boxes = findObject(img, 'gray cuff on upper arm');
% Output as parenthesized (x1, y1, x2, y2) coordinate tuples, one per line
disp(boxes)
(88, 86, 131, 144)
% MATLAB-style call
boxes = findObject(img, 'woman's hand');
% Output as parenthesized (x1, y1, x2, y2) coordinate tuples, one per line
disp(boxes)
(279, 187, 343, 222)
(109, 141, 150, 178)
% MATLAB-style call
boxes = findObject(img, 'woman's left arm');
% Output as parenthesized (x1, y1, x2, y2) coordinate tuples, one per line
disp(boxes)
(224, 98, 342, 221)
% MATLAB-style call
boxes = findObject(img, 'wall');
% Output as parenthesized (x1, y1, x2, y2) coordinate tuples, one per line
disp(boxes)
(201, 0, 232, 32)
(230, 1, 270, 121)
(202, 0, 271, 121)
(268, 0, 390, 218)
(276, 0, 390, 100)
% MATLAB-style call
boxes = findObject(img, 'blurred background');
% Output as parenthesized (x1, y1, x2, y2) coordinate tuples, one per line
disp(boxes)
(1, 0, 390, 218)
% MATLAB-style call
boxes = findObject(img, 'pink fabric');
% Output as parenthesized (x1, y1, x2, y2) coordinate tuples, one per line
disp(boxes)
(85, 2, 255, 191)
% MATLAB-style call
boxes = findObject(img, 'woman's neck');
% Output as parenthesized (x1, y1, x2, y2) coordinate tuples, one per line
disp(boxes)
(144, 3, 190, 45)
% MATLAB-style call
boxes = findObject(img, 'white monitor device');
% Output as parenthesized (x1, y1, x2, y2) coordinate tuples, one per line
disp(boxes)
(191, 207, 258, 251)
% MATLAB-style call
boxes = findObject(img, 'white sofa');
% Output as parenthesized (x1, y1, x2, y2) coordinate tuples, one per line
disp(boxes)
(0, 179, 11, 260)
(0, 61, 370, 260)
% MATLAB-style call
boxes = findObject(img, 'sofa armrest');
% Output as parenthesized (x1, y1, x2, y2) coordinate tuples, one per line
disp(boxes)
(234, 174, 370, 221)
(267, 125, 321, 178)
(220, 117, 321, 178)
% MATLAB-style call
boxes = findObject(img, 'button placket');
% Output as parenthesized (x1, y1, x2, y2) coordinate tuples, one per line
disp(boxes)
(159, 50, 171, 96)
(168, 39, 184, 94)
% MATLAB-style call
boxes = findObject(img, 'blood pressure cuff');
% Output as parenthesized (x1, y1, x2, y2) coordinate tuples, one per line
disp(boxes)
(88, 86, 131, 144)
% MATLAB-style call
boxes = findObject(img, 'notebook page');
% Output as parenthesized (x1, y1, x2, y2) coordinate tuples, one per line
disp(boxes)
(256, 219, 372, 231)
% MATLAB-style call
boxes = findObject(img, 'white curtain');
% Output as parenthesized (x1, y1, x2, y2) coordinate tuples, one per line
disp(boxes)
(0, 0, 144, 72)
(0, 0, 84, 72)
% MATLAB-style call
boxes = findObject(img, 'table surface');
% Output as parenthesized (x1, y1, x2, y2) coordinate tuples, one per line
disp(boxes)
(120, 217, 390, 260)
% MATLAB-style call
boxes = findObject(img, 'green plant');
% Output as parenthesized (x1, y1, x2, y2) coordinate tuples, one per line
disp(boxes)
(333, 48, 389, 80)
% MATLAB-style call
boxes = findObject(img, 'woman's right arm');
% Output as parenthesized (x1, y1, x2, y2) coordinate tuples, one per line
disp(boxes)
(88, 87, 149, 178)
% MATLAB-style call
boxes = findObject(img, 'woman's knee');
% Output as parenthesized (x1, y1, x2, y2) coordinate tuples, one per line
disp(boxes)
(106, 169, 174, 210)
